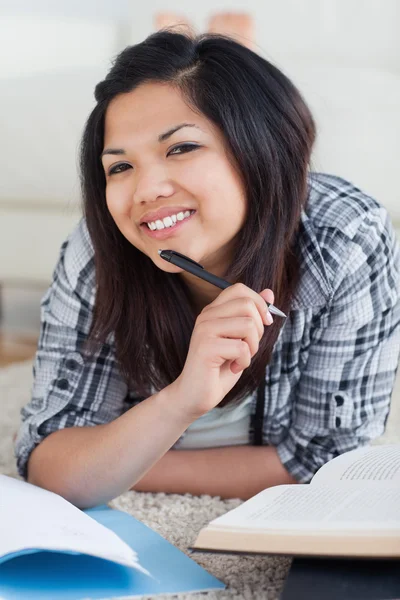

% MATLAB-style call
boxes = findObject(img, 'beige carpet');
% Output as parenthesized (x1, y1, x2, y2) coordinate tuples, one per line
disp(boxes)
(1, 360, 399, 600)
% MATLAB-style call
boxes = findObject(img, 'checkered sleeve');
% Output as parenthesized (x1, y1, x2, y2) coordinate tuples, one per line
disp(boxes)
(14, 225, 129, 479)
(276, 206, 400, 483)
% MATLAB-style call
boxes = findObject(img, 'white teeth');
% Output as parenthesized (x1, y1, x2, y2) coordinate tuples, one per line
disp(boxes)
(163, 216, 173, 227)
(146, 210, 194, 231)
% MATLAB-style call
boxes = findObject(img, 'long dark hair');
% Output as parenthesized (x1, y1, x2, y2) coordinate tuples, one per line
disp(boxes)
(80, 30, 316, 406)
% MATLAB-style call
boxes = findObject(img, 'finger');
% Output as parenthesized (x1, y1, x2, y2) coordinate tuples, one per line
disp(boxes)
(203, 337, 252, 373)
(260, 289, 275, 325)
(259, 288, 274, 305)
(197, 316, 260, 358)
(208, 283, 273, 327)
(198, 297, 265, 339)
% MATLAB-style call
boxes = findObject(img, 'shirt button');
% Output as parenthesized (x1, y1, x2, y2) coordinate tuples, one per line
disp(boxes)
(57, 378, 69, 390)
(335, 395, 344, 407)
(335, 416, 341, 428)
(66, 359, 79, 371)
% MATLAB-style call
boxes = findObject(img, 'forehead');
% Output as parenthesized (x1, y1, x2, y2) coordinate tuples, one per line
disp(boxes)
(104, 82, 211, 142)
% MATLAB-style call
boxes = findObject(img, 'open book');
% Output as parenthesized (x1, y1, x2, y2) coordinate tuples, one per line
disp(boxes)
(193, 444, 400, 558)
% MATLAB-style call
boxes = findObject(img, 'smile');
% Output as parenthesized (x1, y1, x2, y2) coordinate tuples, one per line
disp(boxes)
(140, 210, 196, 239)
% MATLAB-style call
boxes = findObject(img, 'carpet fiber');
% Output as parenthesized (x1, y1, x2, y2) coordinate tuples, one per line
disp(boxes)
(1, 360, 399, 599)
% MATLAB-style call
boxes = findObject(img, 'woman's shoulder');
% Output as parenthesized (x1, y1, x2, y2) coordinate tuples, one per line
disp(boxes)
(60, 217, 96, 292)
(305, 171, 384, 238)
(292, 172, 398, 310)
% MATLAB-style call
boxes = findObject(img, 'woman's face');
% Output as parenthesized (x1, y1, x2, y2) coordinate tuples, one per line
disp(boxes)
(102, 82, 247, 283)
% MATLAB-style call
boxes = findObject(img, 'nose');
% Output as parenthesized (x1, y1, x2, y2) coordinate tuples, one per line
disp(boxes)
(133, 164, 175, 205)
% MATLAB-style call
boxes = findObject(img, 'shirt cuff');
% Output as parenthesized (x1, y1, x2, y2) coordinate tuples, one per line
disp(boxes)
(275, 433, 327, 484)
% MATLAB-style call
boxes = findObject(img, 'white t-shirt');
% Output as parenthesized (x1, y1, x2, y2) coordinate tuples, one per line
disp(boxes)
(174, 394, 254, 450)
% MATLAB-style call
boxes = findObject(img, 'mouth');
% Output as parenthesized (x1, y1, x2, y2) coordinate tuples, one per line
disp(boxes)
(140, 210, 196, 240)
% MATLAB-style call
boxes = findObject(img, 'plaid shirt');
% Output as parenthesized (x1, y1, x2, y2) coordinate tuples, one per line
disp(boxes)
(15, 172, 400, 483)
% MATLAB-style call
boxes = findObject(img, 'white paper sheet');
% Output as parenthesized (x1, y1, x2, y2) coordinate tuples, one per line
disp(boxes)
(0, 474, 150, 575)
(311, 444, 400, 486)
(209, 484, 400, 532)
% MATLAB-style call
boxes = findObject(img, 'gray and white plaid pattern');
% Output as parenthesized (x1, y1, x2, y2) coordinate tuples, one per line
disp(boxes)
(15, 172, 400, 483)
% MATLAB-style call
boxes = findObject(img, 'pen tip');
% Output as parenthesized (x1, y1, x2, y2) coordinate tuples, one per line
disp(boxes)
(268, 305, 287, 318)
(157, 249, 162, 255)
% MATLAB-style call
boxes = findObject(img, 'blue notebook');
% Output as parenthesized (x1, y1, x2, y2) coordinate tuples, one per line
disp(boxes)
(0, 504, 225, 599)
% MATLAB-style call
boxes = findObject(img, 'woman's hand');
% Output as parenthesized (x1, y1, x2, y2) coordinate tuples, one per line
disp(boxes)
(169, 283, 274, 421)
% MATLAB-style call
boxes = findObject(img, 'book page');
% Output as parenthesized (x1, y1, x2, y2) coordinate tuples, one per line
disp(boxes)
(209, 484, 400, 532)
(0, 475, 149, 575)
(311, 444, 400, 486)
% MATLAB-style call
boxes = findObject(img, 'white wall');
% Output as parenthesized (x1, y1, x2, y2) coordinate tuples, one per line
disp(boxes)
(1, 0, 399, 283)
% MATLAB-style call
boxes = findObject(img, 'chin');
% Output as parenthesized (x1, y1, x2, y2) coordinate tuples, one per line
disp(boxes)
(156, 260, 184, 274)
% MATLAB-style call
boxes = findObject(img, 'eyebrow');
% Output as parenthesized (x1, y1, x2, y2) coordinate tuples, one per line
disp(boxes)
(101, 123, 201, 158)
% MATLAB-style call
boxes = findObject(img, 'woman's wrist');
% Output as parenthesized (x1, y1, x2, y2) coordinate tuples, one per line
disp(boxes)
(154, 380, 197, 428)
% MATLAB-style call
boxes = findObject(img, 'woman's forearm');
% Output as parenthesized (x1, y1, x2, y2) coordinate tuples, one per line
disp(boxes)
(27, 385, 191, 509)
(132, 445, 298, 499)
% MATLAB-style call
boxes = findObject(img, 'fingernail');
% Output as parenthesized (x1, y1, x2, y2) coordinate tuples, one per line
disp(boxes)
(266, 311, 273, 325)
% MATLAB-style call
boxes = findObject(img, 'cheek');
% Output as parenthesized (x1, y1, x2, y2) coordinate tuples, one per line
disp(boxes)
(106, 187, 143, 248)
(201, 162, 246, 223)
(105, 184, 132, 222)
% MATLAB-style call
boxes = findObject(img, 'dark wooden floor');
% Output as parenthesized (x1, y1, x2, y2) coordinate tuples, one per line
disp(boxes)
(0, 330, 38, 367)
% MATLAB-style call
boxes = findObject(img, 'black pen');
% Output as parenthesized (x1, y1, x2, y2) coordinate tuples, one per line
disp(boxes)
(158, 249, 287, 318)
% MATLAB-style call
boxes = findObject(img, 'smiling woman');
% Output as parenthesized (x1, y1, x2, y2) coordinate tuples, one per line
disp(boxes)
(14, 30, 400, 508)
(101, 83, 248, 287)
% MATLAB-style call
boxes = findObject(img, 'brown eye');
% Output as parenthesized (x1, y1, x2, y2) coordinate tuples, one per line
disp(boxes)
(167, 143, 200, 156)
(108, 163, 132, 175)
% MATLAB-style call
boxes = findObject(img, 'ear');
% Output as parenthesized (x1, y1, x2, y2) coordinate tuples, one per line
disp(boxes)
(207, 12, 255, 50)
(154, 12, 194, 35)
